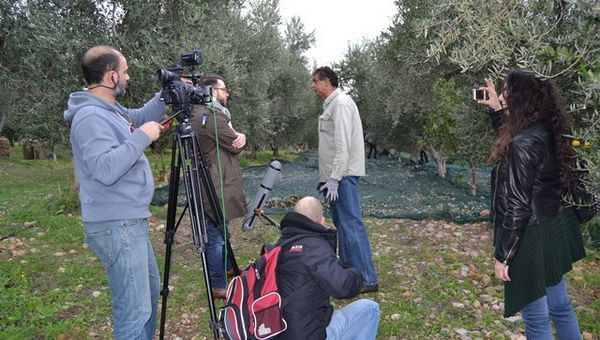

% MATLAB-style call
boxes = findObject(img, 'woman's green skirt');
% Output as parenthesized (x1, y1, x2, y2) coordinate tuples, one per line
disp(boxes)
(503, 208, 586, 317)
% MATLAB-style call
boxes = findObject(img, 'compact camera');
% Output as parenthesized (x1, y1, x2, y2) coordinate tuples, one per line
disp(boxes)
(473, 89, 489, 101)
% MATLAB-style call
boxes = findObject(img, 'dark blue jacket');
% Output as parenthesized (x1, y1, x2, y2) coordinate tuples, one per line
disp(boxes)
(276, 211, 362, 340)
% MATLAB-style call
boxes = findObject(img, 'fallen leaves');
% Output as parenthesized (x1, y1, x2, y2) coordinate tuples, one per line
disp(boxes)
(3, 208, 596, 339)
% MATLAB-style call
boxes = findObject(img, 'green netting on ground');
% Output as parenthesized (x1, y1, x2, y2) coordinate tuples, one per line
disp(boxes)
(152, 151, 492, 223)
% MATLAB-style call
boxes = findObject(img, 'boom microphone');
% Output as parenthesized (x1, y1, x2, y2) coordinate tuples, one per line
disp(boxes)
(242, 160, 282, 231)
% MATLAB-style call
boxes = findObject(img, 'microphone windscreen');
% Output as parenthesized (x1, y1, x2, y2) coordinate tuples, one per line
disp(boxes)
(242, 160, 282, 231)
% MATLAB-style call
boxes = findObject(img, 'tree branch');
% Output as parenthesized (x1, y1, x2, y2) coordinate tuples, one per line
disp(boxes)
(0, 62, 11, 73)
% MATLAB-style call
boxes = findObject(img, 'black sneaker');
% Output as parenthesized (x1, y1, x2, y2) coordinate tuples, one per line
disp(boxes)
(359, 283, 379, 294)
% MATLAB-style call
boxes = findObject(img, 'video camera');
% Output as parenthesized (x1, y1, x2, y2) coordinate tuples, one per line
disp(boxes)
(156, 51, 212, 121)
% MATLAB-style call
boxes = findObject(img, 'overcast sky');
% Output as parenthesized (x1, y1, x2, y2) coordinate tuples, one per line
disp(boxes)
(278, 0, 397, 66)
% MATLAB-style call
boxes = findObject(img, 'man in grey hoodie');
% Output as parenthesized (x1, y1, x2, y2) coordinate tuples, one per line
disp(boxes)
(64, 45, 166, 339)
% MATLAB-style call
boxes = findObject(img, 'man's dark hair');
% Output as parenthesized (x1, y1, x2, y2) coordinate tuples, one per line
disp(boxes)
(197, 74, 225, 87)
(81, 45, 122, 85)
(313, 66, 338, 88)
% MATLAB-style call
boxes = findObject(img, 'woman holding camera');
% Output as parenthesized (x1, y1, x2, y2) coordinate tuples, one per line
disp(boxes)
(477, 69, 585, 339)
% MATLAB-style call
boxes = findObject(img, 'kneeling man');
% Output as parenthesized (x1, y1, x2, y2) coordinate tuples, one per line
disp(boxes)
(276, 196, 380, 339)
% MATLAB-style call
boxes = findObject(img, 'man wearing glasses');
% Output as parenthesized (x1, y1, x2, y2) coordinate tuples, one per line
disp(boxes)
(198, 75, 246, 148)
(192, 75, 247, 299)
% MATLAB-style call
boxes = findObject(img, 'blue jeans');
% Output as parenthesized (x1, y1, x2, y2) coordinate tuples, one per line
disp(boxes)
(331, 176, 378, 285)
(326, 299, 380, 339)
(521, 277, 581, 340)
(206, 218, 233, 289)
(84, 218, 160, 340)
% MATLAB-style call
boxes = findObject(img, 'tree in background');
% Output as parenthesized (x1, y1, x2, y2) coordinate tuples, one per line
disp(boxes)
(418, 79, 459, 179)
(0, 0, 108, 159)
(336, 0, 598, 195)
(337, 25, 425, 157)
(3, 0, 596, 182)
(414, 0, 599, 189)
(0, 0, 317, 159)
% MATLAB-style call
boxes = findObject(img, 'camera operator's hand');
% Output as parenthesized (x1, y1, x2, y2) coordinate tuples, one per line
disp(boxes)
(139, 121, 163, 142)
(232, 132, 246, 149)
(477, 78, 503, 111)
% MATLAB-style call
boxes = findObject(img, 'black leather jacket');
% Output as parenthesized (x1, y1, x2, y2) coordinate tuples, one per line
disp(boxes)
(489, 110, 563, 266)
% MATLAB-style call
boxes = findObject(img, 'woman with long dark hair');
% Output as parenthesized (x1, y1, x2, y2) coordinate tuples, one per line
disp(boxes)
(478, 69, 585, 339)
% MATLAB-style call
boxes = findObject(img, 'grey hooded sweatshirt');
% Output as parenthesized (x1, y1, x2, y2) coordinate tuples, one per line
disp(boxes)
(64, 91, 166, 222)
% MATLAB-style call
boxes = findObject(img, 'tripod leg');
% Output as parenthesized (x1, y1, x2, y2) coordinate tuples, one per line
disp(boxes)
(159, 139, 182, 340)
(193, 158, 241, 276)
(179, 132, 221, 339)
(161, 122, 247, 339)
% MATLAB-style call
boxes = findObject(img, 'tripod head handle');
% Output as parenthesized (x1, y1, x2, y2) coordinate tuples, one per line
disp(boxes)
(160, 110, 182, 126)
(255, 208, 281, 229)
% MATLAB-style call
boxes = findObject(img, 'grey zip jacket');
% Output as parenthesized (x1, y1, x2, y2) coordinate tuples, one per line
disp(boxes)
(63, 91, 166, 222)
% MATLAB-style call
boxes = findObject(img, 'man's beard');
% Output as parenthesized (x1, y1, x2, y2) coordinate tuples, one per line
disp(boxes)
(114, 82, 127, 98)
(113, 75, 127, 98)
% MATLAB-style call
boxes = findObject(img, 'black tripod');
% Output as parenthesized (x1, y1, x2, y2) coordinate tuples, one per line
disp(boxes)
(159, 111, 240, 339)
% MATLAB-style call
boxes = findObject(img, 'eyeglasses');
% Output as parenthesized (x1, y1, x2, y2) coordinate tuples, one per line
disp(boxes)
(213, 87, 228, 93)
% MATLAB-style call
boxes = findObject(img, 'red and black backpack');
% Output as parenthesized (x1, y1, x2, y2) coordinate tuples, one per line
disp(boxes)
(219, 235, 310, 340)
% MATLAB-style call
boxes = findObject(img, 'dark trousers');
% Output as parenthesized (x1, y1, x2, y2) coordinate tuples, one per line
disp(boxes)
(367, 144, 377, 159)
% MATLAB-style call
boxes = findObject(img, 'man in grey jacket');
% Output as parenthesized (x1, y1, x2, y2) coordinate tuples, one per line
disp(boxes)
(64, 45, 166, 339)
(311, 66, 378, 293)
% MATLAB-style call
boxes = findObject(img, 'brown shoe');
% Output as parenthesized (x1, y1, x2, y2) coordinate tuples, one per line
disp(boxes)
(212, 288, 227, 300)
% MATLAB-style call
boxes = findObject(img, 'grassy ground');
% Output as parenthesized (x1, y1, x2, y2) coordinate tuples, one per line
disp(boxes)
(0, 150, 598, 339)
